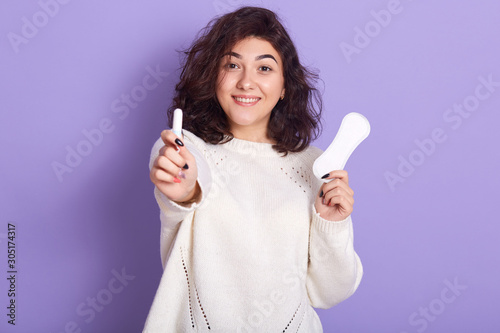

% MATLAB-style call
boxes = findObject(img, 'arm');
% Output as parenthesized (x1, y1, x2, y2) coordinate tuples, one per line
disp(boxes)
(306, 170, 363, 308)
(306, 210, 363, 309)
(149, 131, 212, 267)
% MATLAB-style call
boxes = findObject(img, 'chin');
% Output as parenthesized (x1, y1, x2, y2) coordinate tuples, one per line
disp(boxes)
(233, 120, 255, 127)
(228, 114, 255, 125)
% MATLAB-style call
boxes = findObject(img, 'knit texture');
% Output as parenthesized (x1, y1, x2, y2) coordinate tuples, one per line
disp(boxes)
(143, 130, 363, 332)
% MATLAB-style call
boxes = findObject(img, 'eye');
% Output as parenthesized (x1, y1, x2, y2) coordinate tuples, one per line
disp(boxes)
(259, 66, 272, 72)
(225, 63, 239, 69)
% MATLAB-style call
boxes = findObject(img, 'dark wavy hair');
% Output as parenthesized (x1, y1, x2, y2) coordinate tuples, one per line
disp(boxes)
(167, 6, 322, 154)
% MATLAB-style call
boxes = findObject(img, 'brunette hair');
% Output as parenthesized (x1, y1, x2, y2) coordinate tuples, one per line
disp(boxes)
(167, 6, 322, 154)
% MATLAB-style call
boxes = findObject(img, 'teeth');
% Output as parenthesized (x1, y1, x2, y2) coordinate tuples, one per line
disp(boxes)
(234, 97, 259, 103)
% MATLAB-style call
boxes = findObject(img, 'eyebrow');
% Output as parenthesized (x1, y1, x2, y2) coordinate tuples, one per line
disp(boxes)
(226, 52, 278, 64)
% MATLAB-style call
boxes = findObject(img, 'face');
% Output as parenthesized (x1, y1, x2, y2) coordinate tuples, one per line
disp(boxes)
(216, 37, 285, 141)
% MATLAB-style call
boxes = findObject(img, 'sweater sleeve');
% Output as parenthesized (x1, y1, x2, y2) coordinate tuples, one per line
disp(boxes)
(149, 135, 212, 267)
(306, 205, 363, 309)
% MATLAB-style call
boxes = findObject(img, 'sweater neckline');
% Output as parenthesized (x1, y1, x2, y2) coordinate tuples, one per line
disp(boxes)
(183, 129, 281, 157)
(221, 136, 279, 157)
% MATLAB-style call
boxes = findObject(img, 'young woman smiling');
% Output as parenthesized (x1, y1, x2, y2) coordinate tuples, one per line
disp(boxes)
(144, 7, 362, 332)
(216, 37, 285, 143)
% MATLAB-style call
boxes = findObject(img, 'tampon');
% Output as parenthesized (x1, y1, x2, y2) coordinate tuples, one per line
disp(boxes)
(172, 108, 183, 137)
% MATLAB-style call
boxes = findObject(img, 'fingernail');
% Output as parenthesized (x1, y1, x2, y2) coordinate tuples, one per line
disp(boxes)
(183, 163, 189, 170)
(319, 190, 323, 198)
(178, 170, 186, 179)
(175, 138, 184, 147)
(173, 177, 181, 183)
(321, 173, 330, 179)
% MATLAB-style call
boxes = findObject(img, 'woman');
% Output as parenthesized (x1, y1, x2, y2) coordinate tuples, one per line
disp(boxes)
(144, 6, 362, 332)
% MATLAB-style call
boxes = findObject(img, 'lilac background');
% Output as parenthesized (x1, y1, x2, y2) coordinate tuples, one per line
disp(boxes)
(1, 0, 499, 332)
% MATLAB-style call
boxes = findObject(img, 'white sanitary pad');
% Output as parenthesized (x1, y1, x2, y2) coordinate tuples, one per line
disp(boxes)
(313, 112, 370, 182)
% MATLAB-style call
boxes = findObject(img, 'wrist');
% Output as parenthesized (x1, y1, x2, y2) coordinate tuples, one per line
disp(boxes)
(176, 182, 201, 206)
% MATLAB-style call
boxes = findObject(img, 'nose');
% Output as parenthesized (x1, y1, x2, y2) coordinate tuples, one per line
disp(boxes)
(236, 68, 255, 90)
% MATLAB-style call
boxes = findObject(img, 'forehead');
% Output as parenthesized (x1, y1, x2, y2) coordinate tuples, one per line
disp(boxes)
(228, 37, 283, 65)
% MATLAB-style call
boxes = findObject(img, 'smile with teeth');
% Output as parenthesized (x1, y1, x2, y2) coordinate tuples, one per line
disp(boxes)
(233, 96, 261, 103)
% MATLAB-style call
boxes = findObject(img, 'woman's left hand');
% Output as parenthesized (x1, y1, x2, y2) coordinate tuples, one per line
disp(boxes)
(314, 170, 354, 222)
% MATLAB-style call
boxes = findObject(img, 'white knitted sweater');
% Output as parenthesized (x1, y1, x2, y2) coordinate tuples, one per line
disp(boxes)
(143, 130, 363, 332)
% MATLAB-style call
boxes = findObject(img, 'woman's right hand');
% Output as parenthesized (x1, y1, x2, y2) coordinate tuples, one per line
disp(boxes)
(150, 130, 200, 204)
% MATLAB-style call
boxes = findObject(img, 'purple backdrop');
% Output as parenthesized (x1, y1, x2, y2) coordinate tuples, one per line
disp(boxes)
(1, 0, 499, 332)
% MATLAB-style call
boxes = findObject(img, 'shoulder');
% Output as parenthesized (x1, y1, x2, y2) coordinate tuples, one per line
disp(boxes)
(293, 144, 323, 163)
(279, 144, 323, 172)
(303, 145, 323, 159)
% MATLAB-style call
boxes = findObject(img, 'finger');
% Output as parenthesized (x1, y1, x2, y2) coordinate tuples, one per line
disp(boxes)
(160, 130, 194, 162)
(150, 166, 181, 184)
(154, 155, 187, 179)
(161, 130, 185, 150)
(322, 186, 354, 207)
(321, 170, 349, 185)
(161, 146, 188, 170)
(158, 147, 190, 171)
(323, 191, 354, 215)
(322, 177, 354, 197)
(326, 194, 353, 215)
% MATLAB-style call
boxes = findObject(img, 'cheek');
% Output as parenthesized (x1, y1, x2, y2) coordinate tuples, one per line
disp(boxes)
(262, 79, 284, 99)
(215, 87, 228, 109)
(216, 75, 234, 98)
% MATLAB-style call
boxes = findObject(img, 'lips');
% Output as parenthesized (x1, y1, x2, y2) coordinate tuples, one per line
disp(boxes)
(232, 96, 261, 106)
